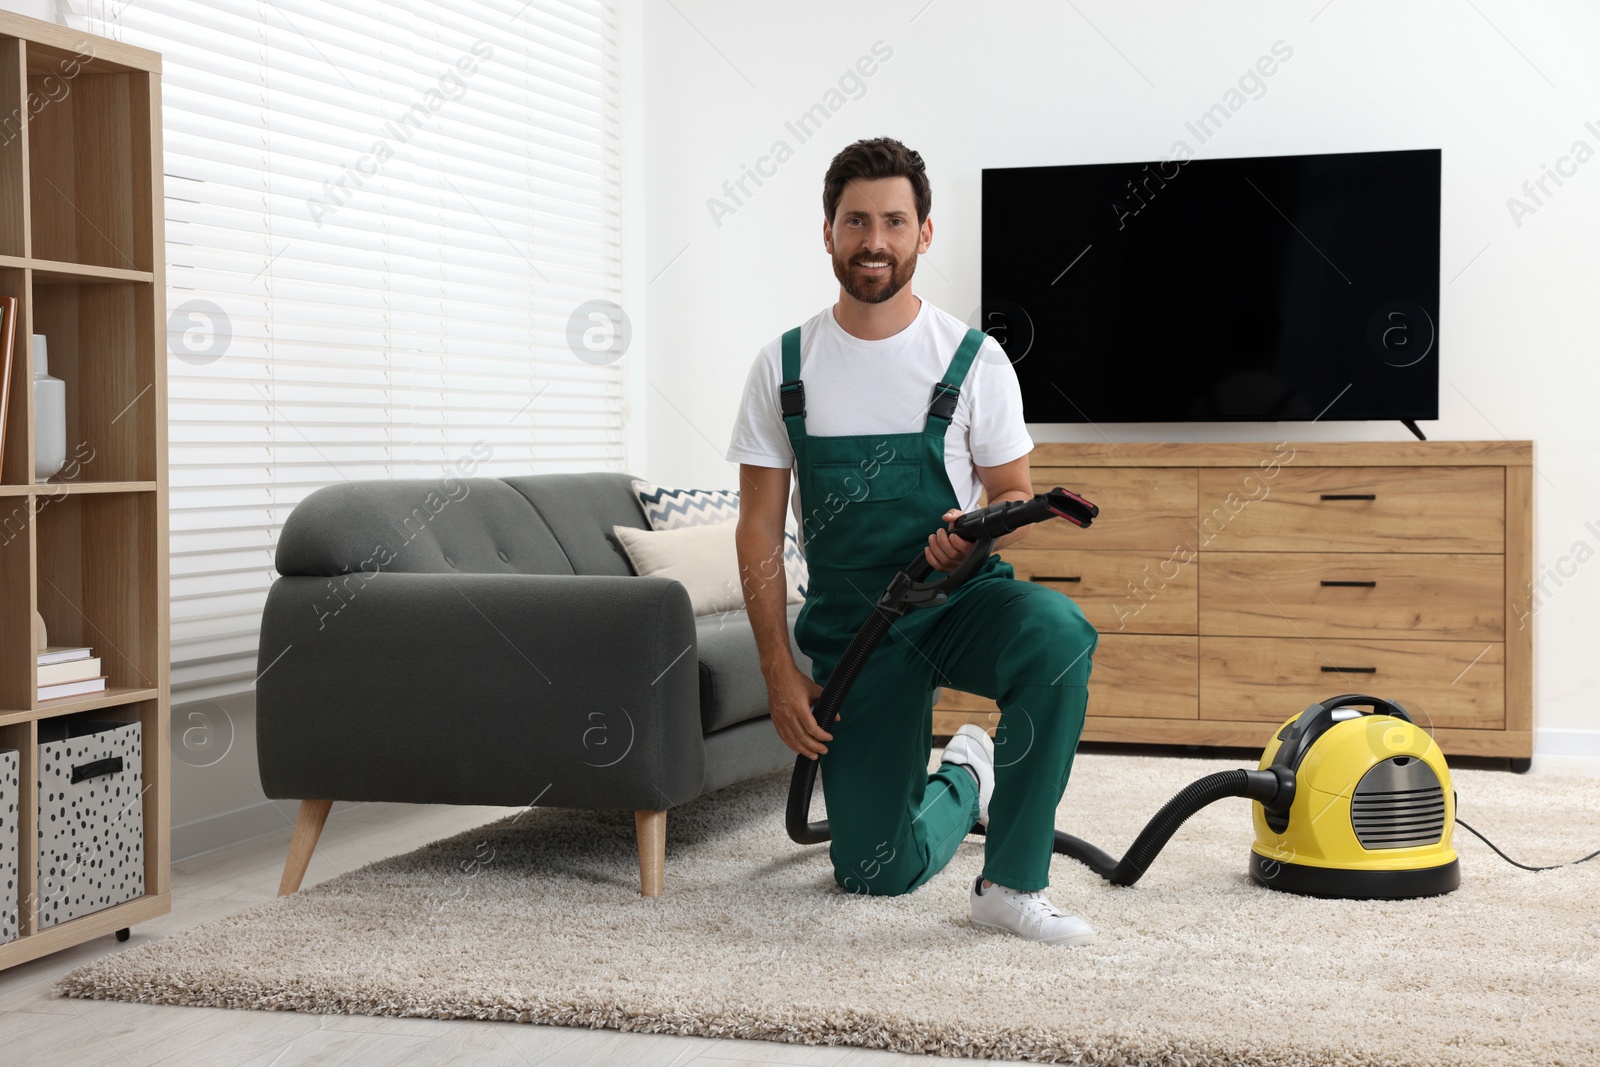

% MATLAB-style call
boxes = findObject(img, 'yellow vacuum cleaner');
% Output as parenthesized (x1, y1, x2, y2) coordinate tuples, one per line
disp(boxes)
(1247, 695, 1459, 898)
(1010, 694, 1460, 900)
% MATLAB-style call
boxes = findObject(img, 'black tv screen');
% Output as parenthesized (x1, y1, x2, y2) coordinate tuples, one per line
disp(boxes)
(981, 148, 1440, 425)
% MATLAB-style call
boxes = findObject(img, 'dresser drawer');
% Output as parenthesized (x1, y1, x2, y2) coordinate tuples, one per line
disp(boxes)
(1029, 467, 1196, 552)
(1199, 637, 1505, 729)
(1199, 552, 1504, 641)
(1197, 466, 1505, 553)
(1002, 548, 1196, 635)
(934, 634, 1198, 721)
(1092, 634, 1199, 719)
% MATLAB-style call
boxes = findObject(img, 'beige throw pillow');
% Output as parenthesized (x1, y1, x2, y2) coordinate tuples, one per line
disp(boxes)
(612, 519, 746, 617)
(629, 478, 807, 604)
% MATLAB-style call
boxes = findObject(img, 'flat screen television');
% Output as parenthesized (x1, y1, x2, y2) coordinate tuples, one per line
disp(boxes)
(980, 148, 1440, 435)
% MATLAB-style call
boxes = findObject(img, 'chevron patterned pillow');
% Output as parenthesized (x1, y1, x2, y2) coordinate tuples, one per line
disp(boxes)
(631, 478, 807, 601)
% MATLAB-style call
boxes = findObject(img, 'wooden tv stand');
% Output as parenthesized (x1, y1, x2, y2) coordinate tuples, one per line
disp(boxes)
(932, 440, 1534, 764)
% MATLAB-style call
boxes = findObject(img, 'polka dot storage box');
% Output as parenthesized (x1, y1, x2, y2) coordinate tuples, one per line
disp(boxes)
(1, 748, 16, 945)
(36, 720, 144, 928)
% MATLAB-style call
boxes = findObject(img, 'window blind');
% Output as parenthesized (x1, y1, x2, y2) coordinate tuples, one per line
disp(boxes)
(66, 0, 627, 702)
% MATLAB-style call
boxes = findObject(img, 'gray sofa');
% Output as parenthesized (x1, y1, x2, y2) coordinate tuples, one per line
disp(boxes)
(256, 471, 806, 896)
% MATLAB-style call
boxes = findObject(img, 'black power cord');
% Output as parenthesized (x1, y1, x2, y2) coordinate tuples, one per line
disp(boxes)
(1456, 817, 1600, 872)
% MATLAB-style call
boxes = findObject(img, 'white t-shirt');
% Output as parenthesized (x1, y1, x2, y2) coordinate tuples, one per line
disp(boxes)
(724, 298, 1034, 543)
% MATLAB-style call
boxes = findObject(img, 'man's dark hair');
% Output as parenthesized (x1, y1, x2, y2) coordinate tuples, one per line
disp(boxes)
(822, 137, 931, 225)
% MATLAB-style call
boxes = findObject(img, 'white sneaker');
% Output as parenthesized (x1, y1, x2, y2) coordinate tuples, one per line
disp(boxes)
(940, 724, 994, 827)
(970, 876, 1097, 946)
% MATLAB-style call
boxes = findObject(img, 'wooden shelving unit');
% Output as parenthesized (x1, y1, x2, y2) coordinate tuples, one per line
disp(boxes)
(0, 11, 167, 971)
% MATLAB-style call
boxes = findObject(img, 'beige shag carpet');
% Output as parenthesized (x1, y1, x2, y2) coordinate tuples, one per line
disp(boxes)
(58, 752, 1600, 1066)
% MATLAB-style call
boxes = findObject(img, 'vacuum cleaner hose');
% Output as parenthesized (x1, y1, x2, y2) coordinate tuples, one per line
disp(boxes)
(784, 603, 899, 844)
(1048, 768, 1286, 886)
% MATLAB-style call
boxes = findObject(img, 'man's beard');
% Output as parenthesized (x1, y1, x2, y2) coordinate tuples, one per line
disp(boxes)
(832, 249, 917, 304)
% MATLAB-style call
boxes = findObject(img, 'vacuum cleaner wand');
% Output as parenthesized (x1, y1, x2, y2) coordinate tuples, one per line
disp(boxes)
(948, 487, 1098, 540)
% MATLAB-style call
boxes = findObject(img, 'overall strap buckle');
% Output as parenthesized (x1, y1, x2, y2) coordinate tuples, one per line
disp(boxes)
(928, 381, 960, 422)
(780, 379, 806, 419)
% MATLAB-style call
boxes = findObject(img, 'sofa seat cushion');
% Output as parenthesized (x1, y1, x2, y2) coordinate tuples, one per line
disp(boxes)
(697, 602, 807, 733)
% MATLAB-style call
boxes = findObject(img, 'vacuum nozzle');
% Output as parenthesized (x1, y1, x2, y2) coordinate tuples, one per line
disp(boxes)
(1045, 488, 1099, 528)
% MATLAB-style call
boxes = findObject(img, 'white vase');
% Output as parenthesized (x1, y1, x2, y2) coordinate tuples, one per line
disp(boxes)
(33, 334, 66, 482)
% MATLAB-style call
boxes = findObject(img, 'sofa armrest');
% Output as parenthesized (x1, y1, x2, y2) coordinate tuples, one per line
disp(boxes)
(256, 572, 704, 812)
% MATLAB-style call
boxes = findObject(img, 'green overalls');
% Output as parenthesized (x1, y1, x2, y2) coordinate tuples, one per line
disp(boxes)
(783, 323, 1098, 896)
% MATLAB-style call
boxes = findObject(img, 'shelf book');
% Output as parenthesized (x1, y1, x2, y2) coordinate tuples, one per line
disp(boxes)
(35, 644, 104, 700)
(38, 648, 99, 682)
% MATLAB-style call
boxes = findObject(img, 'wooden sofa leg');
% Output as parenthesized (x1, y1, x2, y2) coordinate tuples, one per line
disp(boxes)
(278, 799, 333, 896)
(635, 810, 665, 897)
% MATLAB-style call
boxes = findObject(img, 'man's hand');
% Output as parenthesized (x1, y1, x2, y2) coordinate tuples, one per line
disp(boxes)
(767, 662, 830, 759)
(925, 507, 978, 571)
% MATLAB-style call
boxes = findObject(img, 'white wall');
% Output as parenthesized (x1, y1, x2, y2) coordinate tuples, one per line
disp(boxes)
(0, 0, 56, 23)
(642, 0, 1600, 754)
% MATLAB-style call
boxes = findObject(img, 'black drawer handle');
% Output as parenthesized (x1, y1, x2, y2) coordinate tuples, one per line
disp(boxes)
(1321, 665, 1377, 674)
(71, 756, 124, 784)
(1321, 580, 1377, 588)
(1032, 575, 1082, 583)
(1321, 493, 1376, 501)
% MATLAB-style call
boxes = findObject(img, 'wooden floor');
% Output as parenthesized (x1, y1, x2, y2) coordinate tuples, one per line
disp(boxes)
(0, 801, 1007, 1067)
